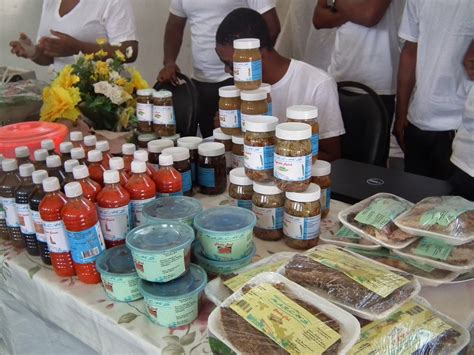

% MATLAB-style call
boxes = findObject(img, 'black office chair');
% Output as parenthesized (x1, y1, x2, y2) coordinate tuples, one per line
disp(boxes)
(337, 81, 390, 167)
(154, 73, 199, 136)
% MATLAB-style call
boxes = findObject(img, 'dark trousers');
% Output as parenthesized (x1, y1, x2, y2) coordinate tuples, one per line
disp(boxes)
(192, 78, 234, 138)
(450, 165, 474, 201)
(404, 123, 455, 180)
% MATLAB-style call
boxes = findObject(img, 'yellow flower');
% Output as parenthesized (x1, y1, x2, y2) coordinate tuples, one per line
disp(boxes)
(40, 86, 81, 122)
(95, 61, 109, 76)
(52, 65, 80, 89)
(95, 49, 108, 59)
(115, 49, 126, 62)
(128, 67, 149, 91)
(96, 37, 107, 45)
(84, 53, 94, 61)
(118, 106, 135, 129)
(123, 82, 134, 95)
(116, 77, 127, 86)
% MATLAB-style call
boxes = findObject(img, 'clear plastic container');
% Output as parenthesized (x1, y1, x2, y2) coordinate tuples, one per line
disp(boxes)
(177, 136, 203, 183)
(252, 181, 284, 241)
(228, 168, 253, 210)
(143, 195, 203, 226)
(233, 38, 262, 90)
(162, 147, 193, 196)
(320, 224, 382, 250)
(198, 142, 227, 195)
(240, 89, 267, 132)
(152, 90, 176, 137)
(219, 86, 241, 135)
(287, 105, 319, 163)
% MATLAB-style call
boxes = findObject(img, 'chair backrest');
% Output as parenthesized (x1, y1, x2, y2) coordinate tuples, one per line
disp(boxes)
(154, 73, 199, 136)
(337, 81, 390, 166)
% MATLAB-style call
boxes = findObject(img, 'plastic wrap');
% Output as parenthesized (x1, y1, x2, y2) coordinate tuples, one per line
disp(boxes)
(0, 80, 46, 124)
(320, 224, 382, 250)
(208, 272, 360, 355)
(448, 269, 474, 284)
(394, 196, 474, 245)
(278, 245, 421, 320)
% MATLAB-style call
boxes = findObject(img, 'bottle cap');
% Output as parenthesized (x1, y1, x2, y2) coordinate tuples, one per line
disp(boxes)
(46, 155, 61, 168)
(133, 150, 148, 162)
(245, 116, 278, 133)
(312, 160, 331, 177)
(96, 140, 110, 152)
(147, 139, 174, 153)
(70, 131, 83, 142)
(41, 139, 55, 151)
(88, 150, 103, 163)
(70, 147, 85, 160)
(83, 135, 97, 147)
(253, 181, 282, 195)
(60, 142, 73, 154)
(2, 159, 18, 172)
(73, 165, 89, 179)
(131, 160, 146, 174)
(219, 85, 240, 98)
(64, 159, 80, 173)
(64, 181, 83, 198)
(159, 154, 174, 166)
(276, 122, 312, 140)
(198, 142, 225, 157)
(122, 143, 136, 155)
(152, 90, 172, 99)
(32, 170, 48, 184)
(177, 136, 203, 150)
(19, 163, 35, 177)
(109, 157, 124, 170)
(231, 135, 244, 145)
(162, 147, 190, 161)
(233, 38, 260, 50)
(213, 128, 231, 141)
(15, 146, 30, 158)
(137, 88, 155, 96)
(42, 177, 60, 192)
(103, 170, 120, 184)
(260, 83, 271, 94)
(286, 183, 321, 202)
(241, 89, 267, 101)
(34, 149, 48, 162)
(286, 105, 318, 120)
(229, 168, 253, 186)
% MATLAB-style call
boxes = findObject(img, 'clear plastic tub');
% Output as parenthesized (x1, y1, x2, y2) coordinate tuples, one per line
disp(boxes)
(138, 264, 207, 328)
(207, 272, 360, 355)
(95, 245, 142, 302)
(126, 222, 194, 282)
(142, 196, 203, 226)
(338, 193, 417, 249)
(194, 206, 256, 261)
(320, 224, 382, 250)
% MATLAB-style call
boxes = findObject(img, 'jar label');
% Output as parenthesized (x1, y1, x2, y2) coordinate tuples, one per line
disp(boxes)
(232, 153, 244, 168)
(158, 191, 183, 197)
(320, 188, 331, 211)
(267, 102, 272, 116)
(233, 60, 262, 82)
(414, 238, 453, 261)
(219, 109, 241, 128)
(137, 102, 152, 122)
(153, 105, 175, 124)
(144, 293, 198, 328)
(43, 220, 70, 253)
(283, 213, 321, 240)
(98, 205, 130, 242)
(130, 197, 155, 228)
(355, 198, 407, 230)
(16, 203, 35, 234)
(66, 222, 105, 264)
(198, 167, 215, 188)
(240, 113, 255, 132)
(199, 229, 253, 261)
(312, 133, 319, 157)
(31, 210, 46, 242)
(233, 199, 253, 210)
(244, 145, 274, 171)
(131, 248, 186, 282)
(274, 154, 312, 182)
(253, 206, 283, 230)
(1, 197, 19, 227)
(101, 274, 142, 302)
(182, 170, 192, 193)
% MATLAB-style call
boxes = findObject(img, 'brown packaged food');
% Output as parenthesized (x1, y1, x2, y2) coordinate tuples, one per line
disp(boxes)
(241, 89, 268, 132)
(198, 142, 227, 195)
(152, 90, 176, 137)
(219, 86, 242, 135)
(136, 89, 154, 133)
(228, 167, 253, 210)
(252, 181, 284, 241)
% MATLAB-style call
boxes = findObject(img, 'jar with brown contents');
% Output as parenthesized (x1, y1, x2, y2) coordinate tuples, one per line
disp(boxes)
(136, 89, 154, 133)
(228, 167, 253, 210)
(260, 83, 272, 115)
(213, 128, 232, 173)
(177, 136, 203, 184)
(162, 147, 194, 196)
(137, 133, 158, 149)
(274, 122, 312, 192)
(152, 90, 176, 137)
(286, 105, 320, 163)
(233, 38, 262, 90)
(283, 184, 321, 249)
(311, 160, 331, 218)
(244, 116, 278, 182)
(240, 89, 268, 132)
(232, 135, 244, 168)
(147, 139, 174, 170)
(219, 86, 242, 135)
(252, 181, 284, 241)
(198, 142, 227, 195)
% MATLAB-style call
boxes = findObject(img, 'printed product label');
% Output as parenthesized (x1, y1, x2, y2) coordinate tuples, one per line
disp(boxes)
(414, 238, 453, 261)
(101, 274, 142, 302)
(244, 145, 274, 171)
(145, 293, 198, 328)
(267, 102, 272, 116)
(321, 188, 331, 211)
(30, 210, 46, 242)
(230, 283, 341, 353)
(136, 102, 152, 122)
(16, 203, 35, 234)
(283, 213, 321, 240)
(153, 105, 175, 124)
(355, 198, 407, 230)
(240, 113, 255, 131)
(199, 229, 253, 261)
(130, 197, 155, 228)
(98, 205, 130, 242)
(158, 191, 183, 198)
(312, 134, 319, 157)
(253, 206, 283, 230)
(399, 256, 436, 273)
(336, 226, 361, 240)
(233, 60, 262, 82)
(198, 167, 215, 188)
(43, 220, 69, 253)
(66, 222, 105, 264)
(131, 248, 186, 282)
(224, 261, 287, 292)
(1, 197, 19, 227)
(233, 199, 252, 210)
(309, 248, 410, 297)
(419, 200, 473, 227)
(219, 109, 241, 128)
(181, 170, 192, 193)
(232, 153, 244, 168)
(274, 154, 312, 182)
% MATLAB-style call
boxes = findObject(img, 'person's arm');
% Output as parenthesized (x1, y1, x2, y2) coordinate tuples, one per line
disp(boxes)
(313, 0, 348, 29)
(10, 33, 53, 66)
(319, 136, 342, 161)
(463, 40, 474, 80)
(261, 8, 281, 45)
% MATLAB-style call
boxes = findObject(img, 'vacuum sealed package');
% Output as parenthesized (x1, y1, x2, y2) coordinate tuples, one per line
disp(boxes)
(320, 224, 382, 250)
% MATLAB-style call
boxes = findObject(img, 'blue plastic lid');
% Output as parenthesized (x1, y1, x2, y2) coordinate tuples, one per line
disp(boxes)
(139, 264, 207, 299)
(143, 196, 203, 223)
(126, 222, 195, 254)
(194, 207, 256, 234)
(95, 245, 137, 276)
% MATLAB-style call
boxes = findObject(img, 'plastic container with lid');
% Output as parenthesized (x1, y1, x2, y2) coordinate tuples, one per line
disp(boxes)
(69, 131, 83, 148)
(72, 165, 102, 203)
(30, 170, 50, 264)
(228, 167, 253, 210)
(95, 140, 112, 169)
(218, 86, 242, 135)
(87, 150, 106, 186)
(274, 122, 312, 192)
(83, 135, 97, 153)
(137, 133, 158, 149)
(138, 264, 207, 327)
(287, 105, 319, 162)
(143, 196, 203, 226)
(164, 133, 181, 146)
(70, 147, 86, 165)
(147, 139, 174, 170)
(133, 149, 156, 177)
(244, 115, 278, 182)
(240, 89, 267, 132)
(153, 154, 183, 197)
(59, 142, 73, 163)
(197, 142, 227, 195)
(33, 148, 48, 171)
(152, 90, 176, 137)
(213, 128, 233, 172)
(136, 88, 154, 133)
(15, 163, 36, 251)
(109, 157, 129, 186)
(41, 139, 56, 155)
(126, 222, 194, 282)
(162, 147, 193, 196)
(121, 143, 136, 173)
(15, 146, 33, 166)
(260, 83, 272, 115)
(194, 206, 256, 261)
(283, 183, 322, 249)
(0, 159, 21, 243)
(231, 135, 244, 168)
(233, 38, 262, 90)
(46, 155, 66, 188)
(177, 137, 203, 183)
(252, 181, 284, 241)
(95, 245, 142, 302)
(312, 160, 331, 218)
(63, 159, 79, 186)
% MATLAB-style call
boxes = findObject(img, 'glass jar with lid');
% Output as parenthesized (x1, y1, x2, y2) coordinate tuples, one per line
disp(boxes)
(137, 133, 158, 149)
(177, 136, 203, 183)
(283, 184, 321, 249)
(274, 122, 312, 192)
(286, 105, 319, 163)
(252, 181, 284, 241)
(311, 160, 331, 218)
(260, 83, 272, 115)
(244, 116, 278, 182)
(152, 90, 176, 137)
(162, 147, 193, 197)
(233, 38, 262, 90)
(197, 142, 227, 195)
(136, 89, 154, 133)
(228, 167, 253, 210)
(240, 89, 268, 132)
(147, 139, 174, 170)
(231, 135, 244, 168)
(218, 86, 241, 135)
(213, 128, 232, 173)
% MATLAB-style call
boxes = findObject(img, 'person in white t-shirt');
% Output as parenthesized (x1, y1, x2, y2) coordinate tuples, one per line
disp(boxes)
(394, 0, 473, 180)
(9, 0, 138, 72)
(215, 8, 345, 162)
(156, 0, 280, 138)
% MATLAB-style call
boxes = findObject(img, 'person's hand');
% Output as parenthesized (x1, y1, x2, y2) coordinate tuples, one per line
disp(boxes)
(157, 63, 181, 86)
(463, 41, 474, 80)
(39, 30, 81, 58)
(393, 114, 408, 153)
(9, 33, 36, 58)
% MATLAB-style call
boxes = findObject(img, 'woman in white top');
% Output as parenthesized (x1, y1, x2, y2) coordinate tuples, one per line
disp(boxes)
(9, 0, 138, 71)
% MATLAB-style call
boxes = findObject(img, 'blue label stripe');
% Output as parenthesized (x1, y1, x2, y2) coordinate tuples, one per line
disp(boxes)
(251, 60, 262, 81)
(198, 167, 215, 188)
(312, 134, 319, 156)
(182, 170, 192, 192)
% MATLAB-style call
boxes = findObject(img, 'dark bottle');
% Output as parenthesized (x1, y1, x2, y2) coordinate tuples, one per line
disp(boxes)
(30, 170, 50, 264)
(41, 139, 56, 155)
(60, 142, 74, 164)
(70, 147, 86, 166)
(46, 155, 66, 187)
(63, 159, 80, 186)
(0, 154, 8, 241)
(33, 149, 48, 171)
(15, 146, 33, 166)
(15, 164, 36, 252)
(0, 159, 22, 245)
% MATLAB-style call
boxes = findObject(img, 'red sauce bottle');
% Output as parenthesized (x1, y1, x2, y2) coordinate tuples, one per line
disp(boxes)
(39, 177, 75, 277)
(87, 150, 106, 186)
(121, 143, 136, 174)
(69, 131, 84, 149)
(46, 155, 66, 188)
(153, 154, 183, 197)
(95, 140, 112, 169)
(109, 157, 129, 186)
(59, 142, 73, 164)
(72, 165, 102, 203)
(70, 147, 86, 166)
(30, 170, 51, 265)
(83, 135, 97, 154)
(133, 150, 155, 178)
(97, 170, 131, 248)
(33, 149, 48, 171)
(125, 161, 156, 228)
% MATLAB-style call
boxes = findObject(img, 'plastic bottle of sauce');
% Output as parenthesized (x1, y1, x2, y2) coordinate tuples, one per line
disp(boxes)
(125, 161, 156, 228)
(97, 170, 131, 248)
(15, 146, 33, 165)
(133, 149, 155, 177)
(15, 163, 36, 252)
(70, 147, 86, 166)
(63, 159, 80, 186)
(39, 177, 75, 277)
(109, 157, 129, 186)
(95, 140, 112, 169)
(59, 142, 73, 164)
(33, 149, 48, 171)
(41, 139, 56, 155)
(46, 155, 66, 187)
(70, 131, 84, 149)
(0, 155, 8, 241)
(153, 154, 183, 197)
(83, 135, 97, 154)
(72, 165, 102, 203)
(121, 143, 136, 174)
(62, 182, 105, 284)
(87, 150, 106, 186)
(0, 159, 22, 244)
(30, 170, 50, 264)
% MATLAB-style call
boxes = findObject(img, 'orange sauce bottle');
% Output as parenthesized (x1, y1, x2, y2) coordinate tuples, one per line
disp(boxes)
(72, 165, 102, 203)
(87, 150, 106, 186)
(83, 135, 97, 154)
(153, 154, 183, 197)
(133, 150, 155, 177)
(121, 143, 136, 174)
(109, 157, 129, 186)
(95, 140, 112, 169)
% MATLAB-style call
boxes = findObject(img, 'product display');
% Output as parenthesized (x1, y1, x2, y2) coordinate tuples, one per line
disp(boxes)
(240, 89, 268, 131)
(252, 181, 284, 241)
(197, 142, 227, 195)
(312, 160, 331, 218)
(136, 88, 154, 133)
(233, 38, 262, 90)
(231, 135, 244, 168)
(228, 167, 253, 210)
(218, 86, 241, 135)
(143, 196, 202, 226)
(213, 128, 232, 172)
(286, 105, 320, 162)
(152, 90, 176, 137)
(177, 137, 203, 183)
(162, 147, 193, 196)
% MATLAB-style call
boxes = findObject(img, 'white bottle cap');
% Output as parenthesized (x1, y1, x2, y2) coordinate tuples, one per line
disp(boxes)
(276, 122, 312, 140)
(312, 160, 331, 177)
(286, 183, 321, 202)
(177, 137, 203, 150)
(122, 143, 136, 155)
(229, 168, 253, 186)
(198, 142, 225, 157)
(260, 83, 271, 94)
(70, 131, 83, 142)
(34, 149, 48, 162)
(19, 163, 35, 177)
(60, 142, 73, 154)
(83, 135, 97, 147)
(213, 128, 231, 141)
(95, 140, 110, 152)
(219, 85, 240, 98)
(131, 160, 146, 174)
(15, 146, 30, 158)
(241, 89, 267, 101)
(46, 155, 62, 168)
(233, 38, 260, 50)
(109, 157, 124, 170)
(148, 139, 174, 153)
(32, 170, 48, 184)
(162, 147, 190, 161)
(64, 181, 83, 198)
(42, 177, 60, 192)
(137, 88, 155, 96)
(253, 181, 282, 195)
(41, 139, 55, 151)
(245, 116, 278, 133)
(70, 147, 85, 160)
(152, 90, 173, 99)
(73, 165, 89, 179)
(159, 154, 174, 166)
(103, 170, 120, 184)
(133, 149, 149, 162)
(88, 150, 103, 163)
(286, 105, 318, 120)
(232, 135, 244, 145)
(64, 159, 80, 173)
(2, 159, 18, 172)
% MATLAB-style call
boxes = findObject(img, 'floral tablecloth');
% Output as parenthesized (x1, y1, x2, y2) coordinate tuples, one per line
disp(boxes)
(0, 195, 473, 355)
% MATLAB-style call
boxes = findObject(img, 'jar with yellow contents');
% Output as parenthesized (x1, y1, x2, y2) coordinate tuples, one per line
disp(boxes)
(233, 38, 262, 90)
(286, 105, 319, 163)
(240, 89, 267, 132)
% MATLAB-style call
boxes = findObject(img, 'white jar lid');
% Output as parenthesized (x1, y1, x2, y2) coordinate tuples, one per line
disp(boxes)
(104, 170, 120, 184)
(133, 149, 148, 162)
(2, 159, 17, 172)
(41, 139, 55, 150)
(64, 159, 79, 173)
(122, 143, 136, 155)
(253, 181, 282, 195)
(286, 183, 321, 202)
(70, 147, 85, 160)
(137, 88, 154, 96)
(153, 90, 172, 99)
(70, 131, 83, 142)
(177, 136, 203, 150)
(73, 165, 89, 179)
(60, 142, 73, 154)
(15, 146, 30, 158)
(95, 140, 110, 152)
(219, 85, 240, 98)
(245, 115, 278, 133)
(260, 83, 271, 94)
(42, 177, 60, 192)
(229, 167, 253, 185)
(88, 150, 103, 163)
(286, 105, 318, 120)
(163, 133, 180, 141)
(232, 135, 244, 144)
(109, 157, 124, 170)
(131, 160, 146, 173)
(34, 149, 48, 162)
(64, 181, 83, 198)
(159, 154, 174, 166)
(83, 135, 97, 147)
(241, 89, 267, 101)
(162, 147, 190, 161)
(276, 122, 311, 140)
(213, 128, 231, 141)
(147, 139, 174, 153)
(198, 142, 225, 157)
(19, 163, 34, 177)
(233, 38, 260, 50)
(312, 160, 331, 176)
(46, 155, 61, 168)
(32, 170, 48, 184)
